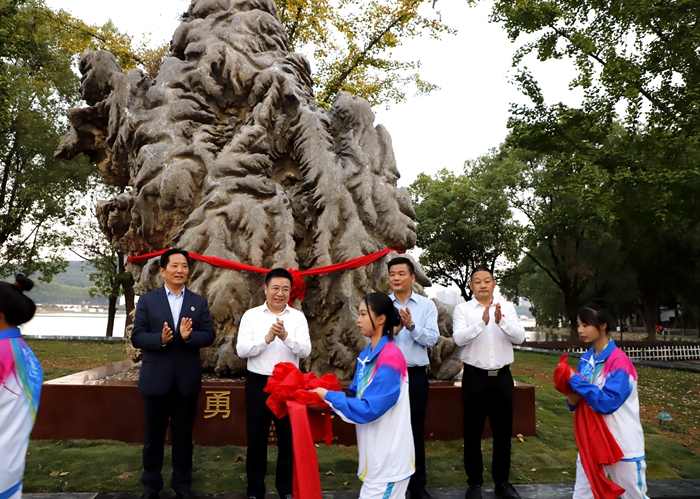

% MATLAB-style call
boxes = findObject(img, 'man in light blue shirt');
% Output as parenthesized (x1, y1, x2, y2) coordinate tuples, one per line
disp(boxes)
(387, 257, 440, 499)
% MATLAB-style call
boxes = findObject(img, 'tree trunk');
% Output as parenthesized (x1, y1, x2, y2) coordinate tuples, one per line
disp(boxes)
(119, 253, 136, 331)
(640, 293, 659, 341)
(106, 296, 117, 337)
(564, 294, 580, 341)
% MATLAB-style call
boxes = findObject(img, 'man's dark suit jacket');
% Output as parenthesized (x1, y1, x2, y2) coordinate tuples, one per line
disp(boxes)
(131, 286, 215, 396)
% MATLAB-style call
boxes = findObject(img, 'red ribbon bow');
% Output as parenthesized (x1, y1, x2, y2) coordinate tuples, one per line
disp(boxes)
(264, 363, 342, 499)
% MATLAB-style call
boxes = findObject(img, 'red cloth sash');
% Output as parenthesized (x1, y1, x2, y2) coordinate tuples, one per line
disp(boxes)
(127, 247, 404, 304)
(554, 354, 625, 499)
(264, 362, 342, 499)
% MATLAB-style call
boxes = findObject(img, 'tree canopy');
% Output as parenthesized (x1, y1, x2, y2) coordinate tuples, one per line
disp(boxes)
(0, 0, 145, 281)
(409, 165, 522, 300)
(276, 0, 461, 108)
(484, 0, 700, 338)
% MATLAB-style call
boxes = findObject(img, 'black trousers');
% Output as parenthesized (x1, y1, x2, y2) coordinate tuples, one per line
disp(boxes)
(141, 384, 199, 492)
(408, 366, 429, 493)
(245, 372, 293, 499)
(461, 365, 514, 486)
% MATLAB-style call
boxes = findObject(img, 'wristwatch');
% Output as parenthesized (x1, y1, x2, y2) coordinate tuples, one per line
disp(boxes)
(407, 323, 416, 332)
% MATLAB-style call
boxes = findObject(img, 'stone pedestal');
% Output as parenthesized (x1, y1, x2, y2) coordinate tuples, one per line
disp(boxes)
(33, 361, 536, 445)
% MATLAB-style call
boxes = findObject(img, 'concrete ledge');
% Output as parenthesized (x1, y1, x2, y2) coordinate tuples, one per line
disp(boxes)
(22, 479, 700, 499)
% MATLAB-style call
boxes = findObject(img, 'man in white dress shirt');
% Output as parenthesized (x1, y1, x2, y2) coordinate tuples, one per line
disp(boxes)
(236, 268, 312, 499)
(452, 267, 525, 499)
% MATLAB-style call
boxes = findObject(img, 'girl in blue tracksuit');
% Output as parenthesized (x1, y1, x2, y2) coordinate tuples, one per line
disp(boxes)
(568, 303, 649, 499)
(311, 292, 414, 499)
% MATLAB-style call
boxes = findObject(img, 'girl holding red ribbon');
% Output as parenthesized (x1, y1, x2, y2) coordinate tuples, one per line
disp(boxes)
(311, 293, 415, 499)
(561, 303, 649, 499)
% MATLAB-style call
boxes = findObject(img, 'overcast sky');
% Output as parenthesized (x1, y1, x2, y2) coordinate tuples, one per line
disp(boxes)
(45, 0, 581, 294)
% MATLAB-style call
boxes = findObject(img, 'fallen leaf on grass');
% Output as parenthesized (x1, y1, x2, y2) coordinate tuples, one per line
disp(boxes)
(233, 455, 245, 463)
(530, 468, 537, 472)
(50, 471, 59, 477)
(517, 433, 524, 442)
(326, 470, 334, 476)
(561, 471, 568, 475)
(118, 472, 134, 479)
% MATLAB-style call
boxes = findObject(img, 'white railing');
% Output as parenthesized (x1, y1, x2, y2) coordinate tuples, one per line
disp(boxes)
(567, 344, 700, 361)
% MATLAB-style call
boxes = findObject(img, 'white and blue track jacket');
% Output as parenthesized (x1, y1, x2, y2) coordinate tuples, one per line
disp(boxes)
(569, 340, 646, 459)
(325, 335, 415, 485)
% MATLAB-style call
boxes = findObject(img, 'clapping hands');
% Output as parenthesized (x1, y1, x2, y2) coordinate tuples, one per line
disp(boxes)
(481, 300, 502, 325)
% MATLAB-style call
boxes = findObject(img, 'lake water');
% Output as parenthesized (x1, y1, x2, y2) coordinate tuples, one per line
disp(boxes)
(21, 313, 127, 338)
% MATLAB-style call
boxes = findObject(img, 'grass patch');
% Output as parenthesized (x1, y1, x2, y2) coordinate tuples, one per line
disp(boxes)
(25, 339, 127, 380)
(23, 347, 700, 491)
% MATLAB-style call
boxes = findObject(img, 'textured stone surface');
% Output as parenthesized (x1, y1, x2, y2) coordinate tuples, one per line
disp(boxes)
(55, 0, 461, 380)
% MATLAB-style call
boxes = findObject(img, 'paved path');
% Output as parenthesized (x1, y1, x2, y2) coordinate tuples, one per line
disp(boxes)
(23, 479, 700, 499)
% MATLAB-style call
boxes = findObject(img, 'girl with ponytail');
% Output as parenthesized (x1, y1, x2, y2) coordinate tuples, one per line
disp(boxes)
(311, 292, 415, 499)
(0, 274, 43, 499)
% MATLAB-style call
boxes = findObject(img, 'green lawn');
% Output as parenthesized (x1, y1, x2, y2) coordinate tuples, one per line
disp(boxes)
(25, 339, 129, 380)
(22, 343, 700, 492)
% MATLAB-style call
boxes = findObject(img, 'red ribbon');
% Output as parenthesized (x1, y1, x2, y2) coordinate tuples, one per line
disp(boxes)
(127, 247, 404, 303)
(553, 354, 625, 499)
(264, 362, 342, 499)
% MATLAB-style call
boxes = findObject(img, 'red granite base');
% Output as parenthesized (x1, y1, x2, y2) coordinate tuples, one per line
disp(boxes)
(32, 361, 536, 445)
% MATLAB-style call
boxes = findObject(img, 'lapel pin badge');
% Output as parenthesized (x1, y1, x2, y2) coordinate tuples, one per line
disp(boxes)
(191, 306, 195, 311)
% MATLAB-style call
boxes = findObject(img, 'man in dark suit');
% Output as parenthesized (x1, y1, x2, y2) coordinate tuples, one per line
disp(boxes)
(131, 248, 216, 499)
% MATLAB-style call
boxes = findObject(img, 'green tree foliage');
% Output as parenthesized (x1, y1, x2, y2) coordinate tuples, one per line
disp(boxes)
(276, 0, 461, 108)
(0, 0, 140, 281)
(499, 106, 626, 339)
(489, 0, 700, 339)
(409, 165, 522, 300)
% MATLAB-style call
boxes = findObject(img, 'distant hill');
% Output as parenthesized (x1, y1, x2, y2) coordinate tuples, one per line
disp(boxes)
(515, 304, 534, 319)
(50, 260, 95, 287)
(27, 261, 110, 305)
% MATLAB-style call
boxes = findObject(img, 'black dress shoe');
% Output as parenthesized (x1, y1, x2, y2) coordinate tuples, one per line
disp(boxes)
(139, 493, 159, 499)
(465, 485, 482, 499)
(410, 491, 433, 499)
(175, 490, 196, 499)
(495, 483, 521, 499)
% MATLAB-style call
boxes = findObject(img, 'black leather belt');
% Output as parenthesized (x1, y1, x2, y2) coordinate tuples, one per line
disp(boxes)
(247, 371, 270, 380)
(463, 364, 510, 377)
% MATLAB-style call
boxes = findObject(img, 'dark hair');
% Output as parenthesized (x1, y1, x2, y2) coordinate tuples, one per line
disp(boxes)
(387, 257, 415, 275)
(265, 268, 293, 287)
(577, 302, 614, 334)
(159, 248, 190, 269)
(0, 274, 37, 326)
(470, 266, 494, 279)
(362, 292, 401, 341)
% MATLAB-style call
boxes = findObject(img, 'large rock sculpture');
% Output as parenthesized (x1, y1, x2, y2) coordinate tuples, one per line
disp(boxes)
(56, 0, 462, 380)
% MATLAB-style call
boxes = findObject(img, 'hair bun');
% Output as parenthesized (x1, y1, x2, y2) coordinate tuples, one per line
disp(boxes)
(14, 273, 34, 292)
